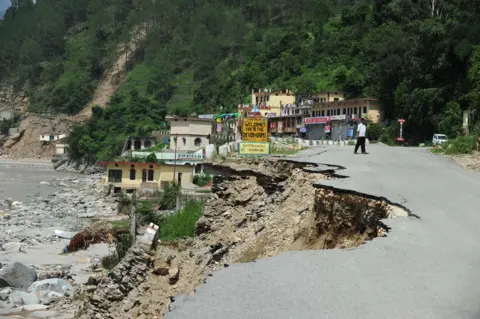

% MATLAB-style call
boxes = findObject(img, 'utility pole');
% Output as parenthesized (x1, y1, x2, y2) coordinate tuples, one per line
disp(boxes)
(173, 134, 178, 182)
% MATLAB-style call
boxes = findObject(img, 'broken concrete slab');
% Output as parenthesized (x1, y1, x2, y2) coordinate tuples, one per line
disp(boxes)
(0, 262, 37, 289)
(27, 278, 73, 304)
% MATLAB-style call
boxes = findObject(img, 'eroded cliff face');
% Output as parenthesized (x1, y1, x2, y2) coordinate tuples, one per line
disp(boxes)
(0, 85, 28, 114)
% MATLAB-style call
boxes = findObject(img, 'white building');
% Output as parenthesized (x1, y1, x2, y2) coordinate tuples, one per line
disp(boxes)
(167, 116, 213, 151)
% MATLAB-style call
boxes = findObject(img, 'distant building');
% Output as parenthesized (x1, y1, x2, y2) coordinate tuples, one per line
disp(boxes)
(98, 161, 195, 192)
(56, 144, 69, 155)
(124, 136, 157, 152)
(40, 134, 67, 142)
(167, 116, 213, 151)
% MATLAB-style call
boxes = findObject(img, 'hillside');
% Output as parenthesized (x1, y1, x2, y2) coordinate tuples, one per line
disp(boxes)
(1, 0, 480, 161)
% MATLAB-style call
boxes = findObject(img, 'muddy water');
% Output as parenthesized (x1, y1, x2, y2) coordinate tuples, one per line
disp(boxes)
(0, 159, 77, 202)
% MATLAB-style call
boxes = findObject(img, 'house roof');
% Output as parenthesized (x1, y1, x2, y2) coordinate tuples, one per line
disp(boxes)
(166, 116, 214, 122)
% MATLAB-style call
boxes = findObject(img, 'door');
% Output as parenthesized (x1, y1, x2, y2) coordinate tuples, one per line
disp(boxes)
(177, 172, 182, 186)
(142, 169, 147, 182)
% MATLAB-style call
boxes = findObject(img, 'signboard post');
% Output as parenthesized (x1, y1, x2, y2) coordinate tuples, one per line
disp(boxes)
(240, 117, 269, 155)
(397, 119, 406, 143)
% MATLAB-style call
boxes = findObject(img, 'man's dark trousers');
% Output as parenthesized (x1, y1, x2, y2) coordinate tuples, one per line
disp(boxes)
(354, 137, 366, 154)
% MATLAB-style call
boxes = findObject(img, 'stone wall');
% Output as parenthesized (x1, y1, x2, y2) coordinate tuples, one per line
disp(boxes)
(80, 246, 154, 319)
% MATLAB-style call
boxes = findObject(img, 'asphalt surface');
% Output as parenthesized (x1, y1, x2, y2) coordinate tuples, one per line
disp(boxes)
(166, 145, 480, 319)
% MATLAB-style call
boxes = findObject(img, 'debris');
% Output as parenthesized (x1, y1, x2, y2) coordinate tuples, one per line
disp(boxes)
(153, 267, 169, 276)
(0, 262, 37, 289)
(65, 222, 114, 253)
(168, 267, 180, 285)
(139, 223, 159, 246)
(54, 230, 75, 239)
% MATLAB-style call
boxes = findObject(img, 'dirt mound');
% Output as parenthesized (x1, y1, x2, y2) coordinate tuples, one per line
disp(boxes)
(73, 158, 410, 319)
(1, 114, 74, 159)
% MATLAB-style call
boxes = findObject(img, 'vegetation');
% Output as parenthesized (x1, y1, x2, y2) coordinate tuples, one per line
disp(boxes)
(158, 199, 204, 241)
(3, 0, 480, 159)
(193, 174, 212, 187)
(431, 135, 478, 155)
(0, 113, 21, 135)
(101, 233, 133, 269)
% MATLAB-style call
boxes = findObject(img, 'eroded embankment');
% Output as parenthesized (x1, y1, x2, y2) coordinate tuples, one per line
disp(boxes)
(75, 158, 410, 319)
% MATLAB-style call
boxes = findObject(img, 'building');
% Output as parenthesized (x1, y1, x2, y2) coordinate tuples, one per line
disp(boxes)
(40, 134, 67, 142)
(98, 161, 195, 192)
(56, 144, 69, 155)
(305, 99, 383, 140)
(123, 136, 157, 152)
(238, 89, 296, 118)
(167, 116, 213, 151)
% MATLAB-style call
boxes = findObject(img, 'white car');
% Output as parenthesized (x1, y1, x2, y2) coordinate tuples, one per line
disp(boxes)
(432, 134, 448, 145)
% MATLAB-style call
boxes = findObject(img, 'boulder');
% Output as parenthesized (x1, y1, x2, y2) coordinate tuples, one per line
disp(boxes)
(27, 278, 73, 298)
(0, 262, 37, 289)
(2, 242, 22, 253)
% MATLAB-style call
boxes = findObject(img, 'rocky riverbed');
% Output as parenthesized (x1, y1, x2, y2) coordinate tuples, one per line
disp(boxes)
(0, 160, 119, 318)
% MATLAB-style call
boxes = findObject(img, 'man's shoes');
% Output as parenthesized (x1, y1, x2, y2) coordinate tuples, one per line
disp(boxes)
(362, 152, 369, 154)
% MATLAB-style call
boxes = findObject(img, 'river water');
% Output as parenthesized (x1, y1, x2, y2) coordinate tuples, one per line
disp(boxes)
(0, 159, 77, 202)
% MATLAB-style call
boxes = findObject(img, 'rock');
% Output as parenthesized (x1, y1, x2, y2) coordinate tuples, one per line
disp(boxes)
(168, 267, 180, 285)
(153, 267, 169, 276)
(27, 278, 73, 305)
(22, 304, 49, 312)
(1, 214, 10, 220)
(0, 288, 12, 301)
(2, 242, 22, 253)
(0, 262, 37, 289)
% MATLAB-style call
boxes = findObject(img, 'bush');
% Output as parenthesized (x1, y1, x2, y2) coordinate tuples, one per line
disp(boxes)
(160, 182, 181, 210)
(193, 174, 212, 187)
(136, 200, 164, 226)
(101, 233, 134, 269)
(158, 199, 204, 241)
(366, 123, 383, 141)
(433, 135, 477, 155)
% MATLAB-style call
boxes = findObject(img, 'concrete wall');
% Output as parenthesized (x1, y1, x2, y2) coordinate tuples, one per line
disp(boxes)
(170, 120, 212, 136)
(170, 135, 209, 151)
(105, 163, 194, 190)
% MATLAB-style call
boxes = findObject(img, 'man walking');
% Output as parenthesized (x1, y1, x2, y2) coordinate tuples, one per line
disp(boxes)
(354, 118, 368, 154)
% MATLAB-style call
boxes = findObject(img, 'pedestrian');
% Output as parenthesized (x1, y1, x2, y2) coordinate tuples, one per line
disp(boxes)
(354, 118, 368, 154)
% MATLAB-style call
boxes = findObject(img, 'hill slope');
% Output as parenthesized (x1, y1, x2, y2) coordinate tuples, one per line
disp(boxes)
(1, 0, 480, 161)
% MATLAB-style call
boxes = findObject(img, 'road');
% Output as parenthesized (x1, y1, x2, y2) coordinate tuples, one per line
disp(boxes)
(165, 145, 480, 319)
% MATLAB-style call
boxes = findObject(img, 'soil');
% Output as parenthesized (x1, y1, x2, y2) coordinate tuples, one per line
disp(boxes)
(75, 157, 409, 319)
(452, 152, 480, 172)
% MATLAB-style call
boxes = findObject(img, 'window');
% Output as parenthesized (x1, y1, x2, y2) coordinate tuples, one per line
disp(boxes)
(363, 107, 367, 114)
(108, 169, 122, 183)
(334, 98, 339, 102)
(354, 107, 358, 115)
(148, 169, 154, 181)
(337, 108, 340, 115)
(182, 137, 186, 145)
(343, 108, 346, 115)
(321, 110, 325, 116)
(194, 138, 202, 147)
(144, 140, 152, 148)
(129, 166, 136, 180)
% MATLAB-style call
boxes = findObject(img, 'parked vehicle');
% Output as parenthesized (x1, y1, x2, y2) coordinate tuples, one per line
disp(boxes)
(432, 134, 448, 145)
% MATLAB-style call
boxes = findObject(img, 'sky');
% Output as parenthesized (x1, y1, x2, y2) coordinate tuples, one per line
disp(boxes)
(0, 0, 9, 11)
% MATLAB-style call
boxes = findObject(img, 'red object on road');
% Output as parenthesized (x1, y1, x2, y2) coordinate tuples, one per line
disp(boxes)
(398, 119, 406, 124)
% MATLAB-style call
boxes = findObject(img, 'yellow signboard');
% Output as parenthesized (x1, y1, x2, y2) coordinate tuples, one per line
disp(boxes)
(239, 142, 270, 155)
(242, 117, 268, 142)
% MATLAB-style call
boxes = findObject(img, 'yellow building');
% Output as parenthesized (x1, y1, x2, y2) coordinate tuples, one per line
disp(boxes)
(249, 89, 296, 117)
(99, 161, 194, 191)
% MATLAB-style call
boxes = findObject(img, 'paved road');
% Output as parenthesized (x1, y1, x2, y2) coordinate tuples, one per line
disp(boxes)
(166, 145, 480, 319)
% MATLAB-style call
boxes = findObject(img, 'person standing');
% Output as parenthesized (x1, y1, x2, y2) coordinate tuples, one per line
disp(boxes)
(354, 118, 368, 154)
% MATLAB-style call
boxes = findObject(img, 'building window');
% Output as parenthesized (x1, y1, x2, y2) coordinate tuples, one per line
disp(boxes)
(363, 106, 367, 114)
(144, 140, 152, 148)
(130, 168, 136, 180)
(148, 169, 154, 181)
(354, 107, 358, 115)
(343, 108, 346, 115)
(334, 98, 339, 102)
(327, 110, 330, 116)
(108, 169, 122, 183)
(182, 137, 186, 145)
(134, 139, 141, 150)
(322, 110, 325, 116)
(194, 138, 202, 147)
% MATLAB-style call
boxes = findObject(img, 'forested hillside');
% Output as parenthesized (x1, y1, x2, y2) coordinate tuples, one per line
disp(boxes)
(1, 0, 480, 162)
